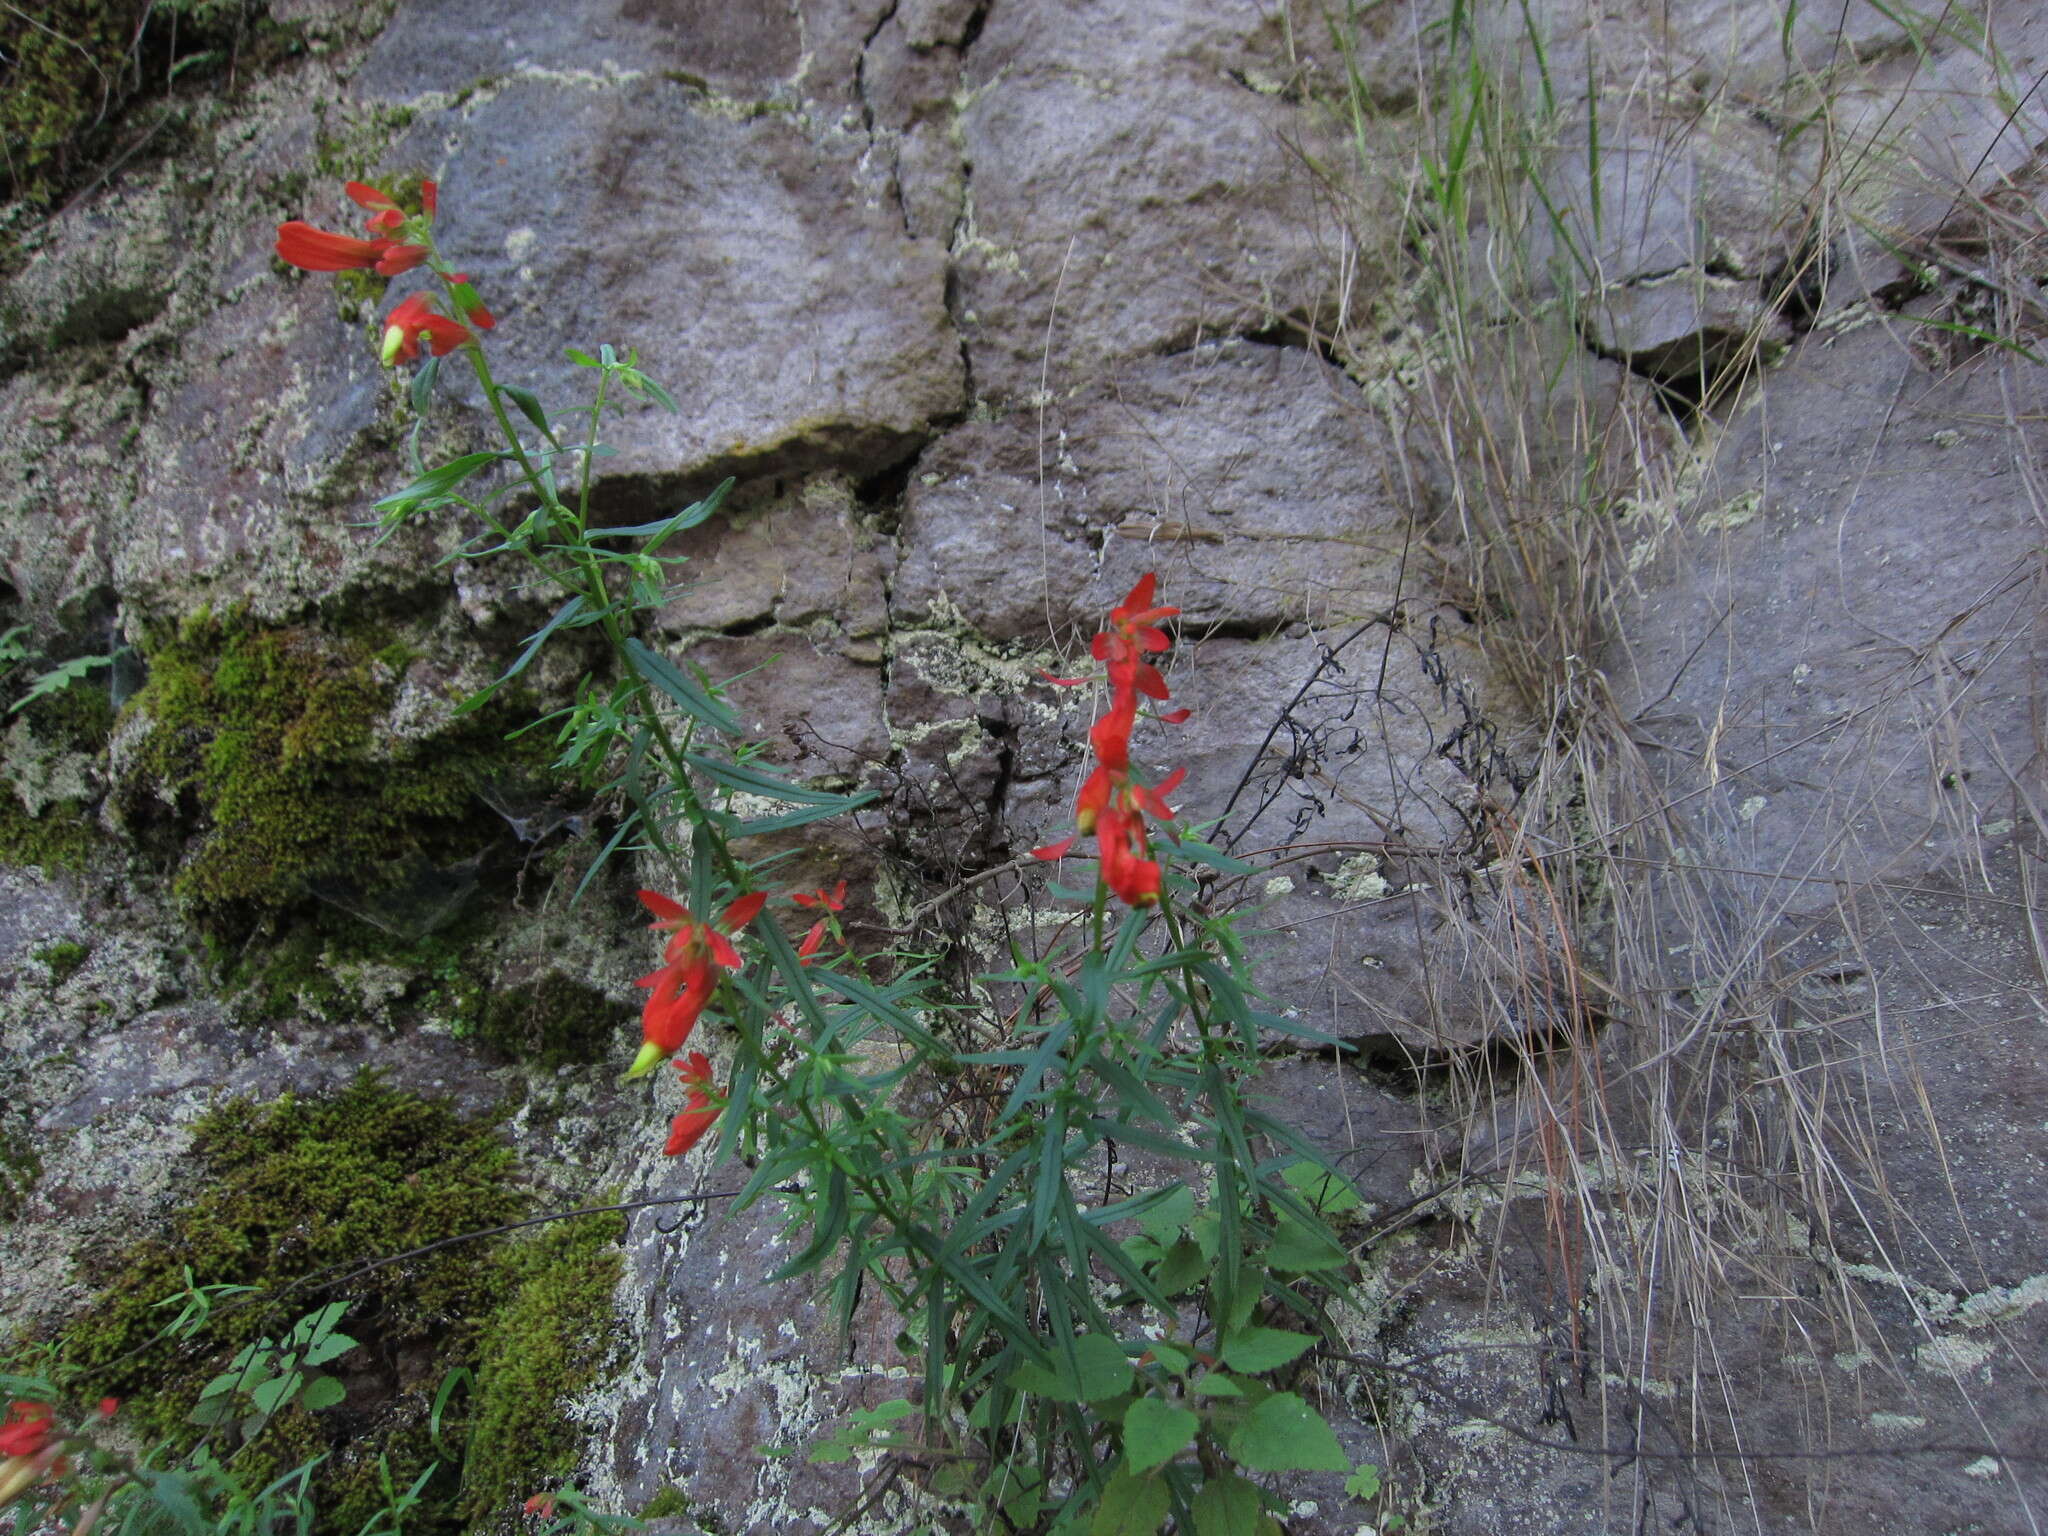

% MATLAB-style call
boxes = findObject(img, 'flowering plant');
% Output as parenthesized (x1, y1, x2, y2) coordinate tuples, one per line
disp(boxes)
(0, 176, 1379, 1533)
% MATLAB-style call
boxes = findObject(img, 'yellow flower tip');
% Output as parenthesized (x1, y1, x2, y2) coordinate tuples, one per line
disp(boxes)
(624, 1040, 668, 1081)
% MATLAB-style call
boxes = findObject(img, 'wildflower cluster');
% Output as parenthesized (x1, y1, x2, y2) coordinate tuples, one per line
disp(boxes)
(275, 180, 493, 365)
(1035, 573, 1188, 906)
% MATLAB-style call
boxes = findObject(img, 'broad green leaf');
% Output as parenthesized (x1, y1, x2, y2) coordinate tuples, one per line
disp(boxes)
(1225, 1392, 1348, 1472)
(249, 1371, 303, 1416)
(1265, 1218, 1349, 1273)
(1090, 1465, 1170, 1536)
(1142, 1342, 1190, 1375)
(1137, 1185, 1196, 1245)
(1220, 1326, 1316, 1374)
(1190, 1473, 1265, 1536)
(1122, 1397, 1200, 1473)
(1154, 1239, 1207, 1296)
(1191, 1372, 1244, 1398)
(298, 1375, 346, 1411)
(1008, 1333, 1131, 1404)
(300, 1330, 357, 1367)
(1281, 1160, 1363, 1215)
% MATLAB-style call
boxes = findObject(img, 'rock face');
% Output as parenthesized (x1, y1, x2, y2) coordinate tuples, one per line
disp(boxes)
(4, 0, 2046, 1533)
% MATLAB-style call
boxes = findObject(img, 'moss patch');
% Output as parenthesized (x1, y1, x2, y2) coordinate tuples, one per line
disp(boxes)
(476, 973, 625, 1069)
(0, 1, 311, 212)
(55, 1074, 626, 1536)
(34, 939, 91, 985)
(0, 662, 117, 871)
(120, 608, 537, 937)
(459, 1207, 626, 1524)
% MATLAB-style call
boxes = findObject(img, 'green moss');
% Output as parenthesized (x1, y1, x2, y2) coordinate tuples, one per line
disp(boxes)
(120, 608, 539, 936)
(0, 1119, 43, 1220)
(459, 1207, 626, 1524)
(637, 1487, 692, 1521)
(476, 974, 626, 1069)
(0, 0, 288, 210)
(34, 939, 90, 985)
(53, 1075, 629, 1536)
(0, 658, 117, 872)
(0, 798, 101, 870)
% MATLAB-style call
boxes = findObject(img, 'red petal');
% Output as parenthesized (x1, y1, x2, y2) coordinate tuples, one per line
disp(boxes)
(797, 918, 828, 962)
(374, 243, 429, 276)
(1123, 573, 1157, 611)
(721, 891, 768, 931)
(1135, 663, 1170, 699)
(664, 1104, 720, 1156)
(1038, 669, 1085, 687)
(1157, 707, 1192, 724)
(706, 932, 742, 971)
(1032, 837, 1078, 860)
(345, 181, 397, 209)
(421, 180, 438, 216)
(638, 889, 688, 922)
(275, 221, 387, 271)
(673, 1050, 714, 1087)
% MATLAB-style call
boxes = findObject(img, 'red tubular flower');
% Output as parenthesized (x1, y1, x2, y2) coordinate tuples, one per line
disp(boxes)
(1033, 572, 1185, 908)
(421, 179, 438, 217)
(790, 880, 848, 911)
(1093, 573, 1178, 700)
(0, 1403, 53, 1459)
(629, 890, 767, 1077)
(0, 1402, 60, 1505)
(380, 293, 476, 365)
(663, 1051, 722, 1156)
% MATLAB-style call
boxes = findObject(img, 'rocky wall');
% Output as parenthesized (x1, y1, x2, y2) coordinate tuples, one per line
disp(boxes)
(3, 2, 2044, 1533)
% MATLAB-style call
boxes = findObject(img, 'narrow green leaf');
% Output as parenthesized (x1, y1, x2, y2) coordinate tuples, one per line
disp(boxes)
(1122, 1397, 1199, 1473)
(373, 451, 504, 513)
(683, 751, 872, 807)
(499, 383, 558, 443)
(625, 639, 743, 736)
(1225, 1392, 1349, 1472)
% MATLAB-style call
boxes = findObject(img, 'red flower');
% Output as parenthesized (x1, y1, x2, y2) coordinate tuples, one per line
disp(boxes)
(790, 881, 847, 911)
(630, 890, 767, 1077)
(663, 1051, 723, 1156)
(796, 918, 830, 964)
(1093, 573, 1178, 700)
(380, 293, 475, 365)
(0, 1403, 53, 1459)
(274, 221, 426, 275)
(1032, 573, 1186, 908)
(521, 1493, 558, 1519)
